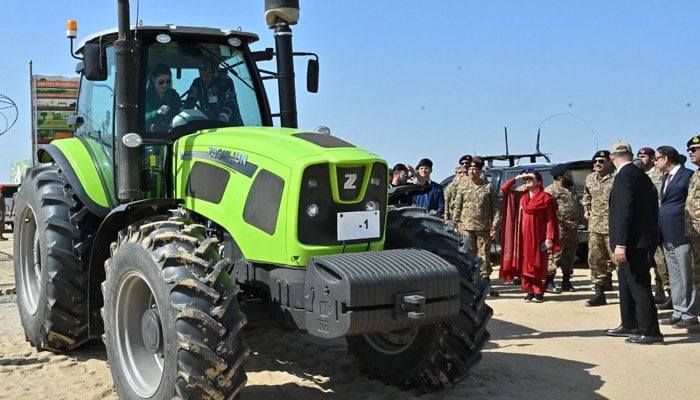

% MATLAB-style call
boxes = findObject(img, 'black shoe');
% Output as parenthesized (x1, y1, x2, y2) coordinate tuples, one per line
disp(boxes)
(585, 285, 607, 307)
(657, 298, 673, 310)
(606, 325, 641, 337)
(561, 280, 575, 292)
(532, 294, 544, 303)
(524, 292, 535, 302)
(545, 282, 562, 294)
(625, 335, 664, 345)
(489, 289, 500, 297)
(585, 296, 607, 307)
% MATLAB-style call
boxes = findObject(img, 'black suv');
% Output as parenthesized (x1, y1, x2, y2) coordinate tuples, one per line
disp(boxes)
(440, 156, 593, 261)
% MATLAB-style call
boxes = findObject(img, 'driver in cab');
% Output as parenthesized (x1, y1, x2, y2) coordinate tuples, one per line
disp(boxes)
(183, 60, 243, 126)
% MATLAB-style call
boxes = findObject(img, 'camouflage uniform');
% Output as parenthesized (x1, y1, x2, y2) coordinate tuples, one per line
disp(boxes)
(453, 177, 500, 278)
(684, 169, 700, 297)
(647, 165, 670, 291)
(443, 166, 466, 223)
(545, 182, 582, 276)
(582, 170, 616, 286)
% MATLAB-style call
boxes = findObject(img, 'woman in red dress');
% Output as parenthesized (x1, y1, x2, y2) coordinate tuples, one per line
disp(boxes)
(501, 168, 560, 302)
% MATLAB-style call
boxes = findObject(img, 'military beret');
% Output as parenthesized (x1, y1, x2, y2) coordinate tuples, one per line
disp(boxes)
(468, 158, 484, 169)
(458, 154, 472, 164)
(687, 135, 700, 148)
(550, 163, 569, 178)
(592, 150, 610, 160)
(637, 147, 655, 157)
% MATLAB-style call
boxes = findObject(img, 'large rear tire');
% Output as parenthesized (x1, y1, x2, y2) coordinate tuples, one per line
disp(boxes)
(347, 206, 492, 391)
(103, 217, 247, 399)
(14, 164, 98, 351)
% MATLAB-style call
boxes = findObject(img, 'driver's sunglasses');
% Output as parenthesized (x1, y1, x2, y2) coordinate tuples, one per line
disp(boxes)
(157, 79, 172, 85)
(688, 147, 700, 154)
(593, 159, 606, 165)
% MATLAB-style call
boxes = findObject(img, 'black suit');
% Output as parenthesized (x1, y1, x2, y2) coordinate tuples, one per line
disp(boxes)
(609, 162, 661, 336)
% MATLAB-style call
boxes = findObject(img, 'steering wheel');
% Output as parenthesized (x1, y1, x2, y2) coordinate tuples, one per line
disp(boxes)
(179, 90, 201, 110)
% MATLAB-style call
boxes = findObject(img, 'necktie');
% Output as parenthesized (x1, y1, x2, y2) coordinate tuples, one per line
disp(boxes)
(664, 173, 672, 193)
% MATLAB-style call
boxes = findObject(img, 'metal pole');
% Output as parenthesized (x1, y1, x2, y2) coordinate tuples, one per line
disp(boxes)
(114, 0, 141, 202)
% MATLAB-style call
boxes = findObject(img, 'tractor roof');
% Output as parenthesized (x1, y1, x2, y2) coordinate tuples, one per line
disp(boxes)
(76, 25, 259, 53)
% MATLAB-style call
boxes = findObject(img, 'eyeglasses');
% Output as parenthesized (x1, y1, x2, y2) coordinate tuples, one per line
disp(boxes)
(593, 159, 606, 165)
(156, 79, 172, 85)
(655, 155, 666, 160)
(688, 147, 700, 154)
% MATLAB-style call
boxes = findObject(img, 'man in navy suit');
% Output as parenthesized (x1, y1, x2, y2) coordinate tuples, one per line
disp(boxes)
(605, 140, 663, 344)
(656, 145, 699, 328)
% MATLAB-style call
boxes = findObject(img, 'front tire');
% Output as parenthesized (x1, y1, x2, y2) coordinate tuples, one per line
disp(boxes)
(347, 206, 492, 391)
(103, 217, 247, 399)
(14, 164, 98, 351)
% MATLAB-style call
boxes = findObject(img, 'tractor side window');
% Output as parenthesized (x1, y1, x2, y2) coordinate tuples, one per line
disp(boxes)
(75, 45, 117, 202)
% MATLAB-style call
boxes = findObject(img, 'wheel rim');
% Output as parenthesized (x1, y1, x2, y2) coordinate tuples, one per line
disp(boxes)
(18, 206, 41, 314)
(115, 271, 164, 397)
(361, 327, 420, 355)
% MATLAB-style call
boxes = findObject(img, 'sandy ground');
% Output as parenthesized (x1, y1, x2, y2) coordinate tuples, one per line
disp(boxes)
(1, 230, 699, 400)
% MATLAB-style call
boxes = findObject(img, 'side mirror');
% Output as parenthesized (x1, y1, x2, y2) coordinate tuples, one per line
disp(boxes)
(84, 43, 107, 81)
(252, 48, 274, 62)
(306, 58, 319, 93)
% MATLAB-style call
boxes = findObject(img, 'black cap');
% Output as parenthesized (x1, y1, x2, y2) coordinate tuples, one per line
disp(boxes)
(417, 158, 433, 169)
(687, 135, 700, 148)
(592, 150, 610, 160)
(550, 163, 569, 178)
(458, 154, 472, 164)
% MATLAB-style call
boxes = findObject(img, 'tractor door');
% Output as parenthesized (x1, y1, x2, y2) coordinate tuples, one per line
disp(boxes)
(74, 44, 119, 207)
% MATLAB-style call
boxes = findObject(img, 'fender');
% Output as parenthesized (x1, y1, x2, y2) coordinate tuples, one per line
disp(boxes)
(87, 198, 183, 337)
(38, 139, 114, 217)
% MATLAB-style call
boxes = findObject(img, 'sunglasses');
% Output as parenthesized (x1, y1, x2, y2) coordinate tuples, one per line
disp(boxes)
(593, 159, 606, 165)
(688, 147, 700, 154)
(460, 161, 469, 165)
(157, 79, 172, 85)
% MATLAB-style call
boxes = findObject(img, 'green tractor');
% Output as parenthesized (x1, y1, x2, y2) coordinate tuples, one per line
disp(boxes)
(14, 1, 492, 398)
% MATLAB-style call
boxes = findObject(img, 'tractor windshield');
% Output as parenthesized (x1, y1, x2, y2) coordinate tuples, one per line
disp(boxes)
(144, 40, 263, 133)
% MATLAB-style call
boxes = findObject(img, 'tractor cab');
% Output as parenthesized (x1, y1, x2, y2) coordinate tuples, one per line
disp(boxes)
(69, 25, 272, 198)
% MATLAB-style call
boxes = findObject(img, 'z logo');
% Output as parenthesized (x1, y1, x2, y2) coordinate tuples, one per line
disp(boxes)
(344, 173, 357, 190)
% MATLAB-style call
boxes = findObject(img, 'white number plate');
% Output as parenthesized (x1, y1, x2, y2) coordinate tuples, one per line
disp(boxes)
(337, 211, 381, 241)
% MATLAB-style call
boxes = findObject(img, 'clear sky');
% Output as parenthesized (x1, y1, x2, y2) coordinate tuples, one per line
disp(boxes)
(0, 0, 698, 183)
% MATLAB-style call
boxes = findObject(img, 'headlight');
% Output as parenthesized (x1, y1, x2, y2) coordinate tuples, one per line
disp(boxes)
(306, 204, 320, 217)
(307, 178, 318, 188)
(370, 176, 382, 186)
(365, 200, 379, 211)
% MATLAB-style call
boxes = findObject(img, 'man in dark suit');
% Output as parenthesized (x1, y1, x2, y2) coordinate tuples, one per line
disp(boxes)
(605, 140, 663, 344)
(656, 145, 699, 328)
